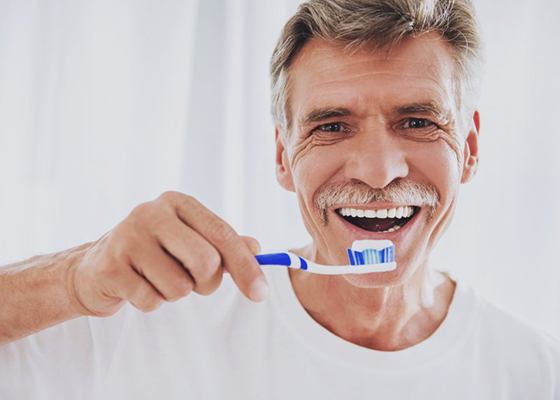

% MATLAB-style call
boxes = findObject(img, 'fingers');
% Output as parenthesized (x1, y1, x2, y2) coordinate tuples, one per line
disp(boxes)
(154, 219, 223, 296)
(220, 236, 260, 274)
(84, 191, 267, 317)
(170, 194, 268, 302)
(129, 242, 195, 302)
(105, 265, 166, 312)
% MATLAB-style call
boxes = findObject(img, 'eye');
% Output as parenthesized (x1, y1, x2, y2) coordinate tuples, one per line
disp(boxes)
(312, 122, 347, 134)
(399, 118, 438, 130)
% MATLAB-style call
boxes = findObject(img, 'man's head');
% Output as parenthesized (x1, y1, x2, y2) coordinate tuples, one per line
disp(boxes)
(270, 0, 482, 288)
(271, 0, 482, 132)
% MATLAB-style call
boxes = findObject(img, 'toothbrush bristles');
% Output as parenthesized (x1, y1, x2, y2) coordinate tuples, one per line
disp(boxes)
(348, 246, 395, 265)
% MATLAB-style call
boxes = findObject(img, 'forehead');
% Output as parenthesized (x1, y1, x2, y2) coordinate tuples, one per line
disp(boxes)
(288, 33, 458, 126)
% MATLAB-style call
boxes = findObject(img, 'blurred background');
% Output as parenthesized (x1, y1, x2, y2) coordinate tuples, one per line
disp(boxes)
(0, 0, 559, 336)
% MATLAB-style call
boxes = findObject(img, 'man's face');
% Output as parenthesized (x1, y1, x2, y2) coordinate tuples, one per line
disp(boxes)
(275, 33, 479, 287)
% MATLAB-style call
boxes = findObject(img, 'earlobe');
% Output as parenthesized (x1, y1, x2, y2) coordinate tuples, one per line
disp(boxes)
(275, 128, 295, 192)
(461, 111, 481, 184)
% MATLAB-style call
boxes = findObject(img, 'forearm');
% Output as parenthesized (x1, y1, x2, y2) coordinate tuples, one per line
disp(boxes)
(0, 243, 91, 345)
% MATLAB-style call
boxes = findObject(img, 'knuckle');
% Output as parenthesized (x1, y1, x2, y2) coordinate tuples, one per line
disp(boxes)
(194, 248, 222, 281)
(132, 288, 162, 312)
(202, 248, 222, 272)
(129, 202, 154, 220)
(137, 298, 162, 312)
(131, 282, 151, 300)
(175, 194, 201, 217)
(130, 202, 169, 230)
(158, 190, 181, 203)
(179, 193, 196, 205)
(159, 191, 195, 208)
(195, 272, 223, 296)
(166, 279, 194, 301)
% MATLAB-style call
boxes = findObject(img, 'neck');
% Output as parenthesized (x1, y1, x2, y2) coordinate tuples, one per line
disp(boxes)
(288, 245, 455, 351)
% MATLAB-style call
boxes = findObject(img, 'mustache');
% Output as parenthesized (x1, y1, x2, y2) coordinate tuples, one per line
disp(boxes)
(314, 179, 440, 224)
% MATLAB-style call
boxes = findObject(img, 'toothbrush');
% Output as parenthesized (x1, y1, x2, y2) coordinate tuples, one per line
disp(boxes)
(255, 240, 396, 275)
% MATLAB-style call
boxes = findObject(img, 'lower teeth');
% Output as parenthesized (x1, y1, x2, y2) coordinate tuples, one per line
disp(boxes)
(381, 224, 402, 233)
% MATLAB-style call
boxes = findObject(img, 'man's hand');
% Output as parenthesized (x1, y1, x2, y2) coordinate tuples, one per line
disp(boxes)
(70, 191, 268, 317)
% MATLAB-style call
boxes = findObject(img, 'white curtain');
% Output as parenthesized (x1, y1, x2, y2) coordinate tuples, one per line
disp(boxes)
(1, 0, 559, 337)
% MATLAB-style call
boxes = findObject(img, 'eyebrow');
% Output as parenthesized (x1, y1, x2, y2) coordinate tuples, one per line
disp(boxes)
(394, 102, 450, 122)
(300, 107, 352, 126)
(300, 101, 452, 128)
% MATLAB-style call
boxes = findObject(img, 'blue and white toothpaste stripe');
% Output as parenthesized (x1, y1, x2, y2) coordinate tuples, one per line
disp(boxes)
(348, 245, 395, 266)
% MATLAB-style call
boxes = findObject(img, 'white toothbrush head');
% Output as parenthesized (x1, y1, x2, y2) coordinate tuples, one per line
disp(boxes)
(346, 239, 396, 268)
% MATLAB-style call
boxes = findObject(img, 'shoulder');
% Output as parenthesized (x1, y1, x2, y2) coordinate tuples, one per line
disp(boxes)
(469, 288, 560, 377)
(475, 292, 560, 347)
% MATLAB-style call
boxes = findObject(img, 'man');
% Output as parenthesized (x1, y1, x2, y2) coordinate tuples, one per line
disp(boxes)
(1, 0, 559, 399)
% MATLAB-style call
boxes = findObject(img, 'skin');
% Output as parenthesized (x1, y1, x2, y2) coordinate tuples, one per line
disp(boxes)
(275, 34, 480, 351)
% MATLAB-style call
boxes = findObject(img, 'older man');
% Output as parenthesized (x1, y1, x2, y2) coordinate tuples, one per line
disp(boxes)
(1, 0, 559, 399)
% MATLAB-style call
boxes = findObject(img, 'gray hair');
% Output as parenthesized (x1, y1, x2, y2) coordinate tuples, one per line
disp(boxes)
(270, 0, 482, 132)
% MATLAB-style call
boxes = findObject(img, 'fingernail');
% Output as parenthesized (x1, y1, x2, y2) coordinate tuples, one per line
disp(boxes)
(249, 277, 269, 302)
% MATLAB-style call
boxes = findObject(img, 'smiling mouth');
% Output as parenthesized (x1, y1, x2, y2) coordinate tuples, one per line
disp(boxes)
(336, 206, 419, 233)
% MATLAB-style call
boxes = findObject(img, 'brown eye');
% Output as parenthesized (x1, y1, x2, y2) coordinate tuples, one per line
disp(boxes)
(314, 122, 344, 133)
(401, 118, 437, 129)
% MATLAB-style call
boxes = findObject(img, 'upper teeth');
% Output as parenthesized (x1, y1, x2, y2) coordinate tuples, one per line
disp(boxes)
(338, 206, 415, 219)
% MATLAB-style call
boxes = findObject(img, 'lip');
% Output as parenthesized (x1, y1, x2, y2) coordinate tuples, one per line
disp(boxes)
(330, 205, 421, 243)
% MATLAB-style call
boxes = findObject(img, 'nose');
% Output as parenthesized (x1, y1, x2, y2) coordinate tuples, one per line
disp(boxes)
(344, 127, 409, 189)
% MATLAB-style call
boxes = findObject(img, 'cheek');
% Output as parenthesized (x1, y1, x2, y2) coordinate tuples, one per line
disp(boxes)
(406, 137, 462, 191)
(289, 136, 346, 193)
(402, 128, 463, 168)
(289, 133, 344, 170)
(288, 141, 347, 241)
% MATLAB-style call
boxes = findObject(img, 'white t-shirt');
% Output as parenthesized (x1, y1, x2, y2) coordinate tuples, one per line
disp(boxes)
(1, 268, 559, 399)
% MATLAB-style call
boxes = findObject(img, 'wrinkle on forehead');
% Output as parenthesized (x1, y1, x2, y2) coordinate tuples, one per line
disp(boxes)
(291, 35, 456, 84)
(306, 64, 448, 92)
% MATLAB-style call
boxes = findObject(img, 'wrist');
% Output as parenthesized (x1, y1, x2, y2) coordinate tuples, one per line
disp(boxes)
(63, 243, 99, 317)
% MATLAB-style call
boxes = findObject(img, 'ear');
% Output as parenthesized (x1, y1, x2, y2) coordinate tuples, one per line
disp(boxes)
(461, 110, 480, 184)
(275, 127, 295, 192)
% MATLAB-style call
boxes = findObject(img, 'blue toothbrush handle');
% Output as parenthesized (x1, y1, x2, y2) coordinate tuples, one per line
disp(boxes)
(255, 253, 308, 270)
(255, 248, 395, 275)
(255, 253, 292, 266)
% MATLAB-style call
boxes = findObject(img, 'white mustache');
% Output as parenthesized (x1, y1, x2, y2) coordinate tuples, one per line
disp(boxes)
(314, 179, 440, 224)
